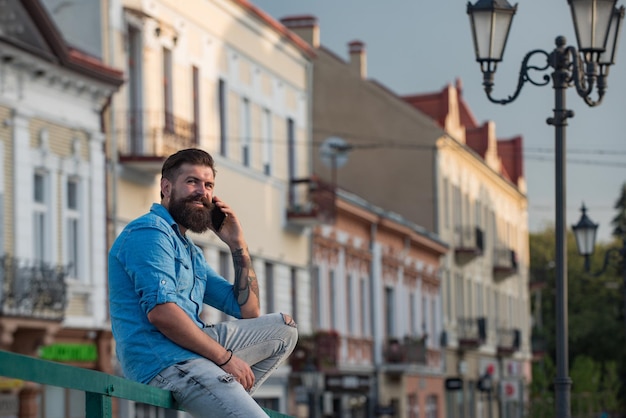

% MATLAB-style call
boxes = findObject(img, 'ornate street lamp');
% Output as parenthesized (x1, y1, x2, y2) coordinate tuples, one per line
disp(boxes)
(466, 1, 625, 418)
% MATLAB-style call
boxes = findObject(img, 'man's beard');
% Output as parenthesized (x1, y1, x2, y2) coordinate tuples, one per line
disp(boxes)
(169, 190, 214, 233)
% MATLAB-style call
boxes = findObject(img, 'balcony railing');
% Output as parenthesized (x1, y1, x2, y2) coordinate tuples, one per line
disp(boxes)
(286, 176, 336, 227)
(289, 330, 340, 372)
(0, 255, 67, 320)
(116, 110, 199, 175)
(496, 327, 520, 356)
(493, 247, 518, 279)
(383, 336, 427, 365)
(457, 317, 486, 349)
(454, 226, 484, 264)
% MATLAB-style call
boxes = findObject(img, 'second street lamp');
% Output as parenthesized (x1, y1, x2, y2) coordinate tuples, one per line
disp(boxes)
(466, 1, 625, 418)
(572, 204, 626, 338)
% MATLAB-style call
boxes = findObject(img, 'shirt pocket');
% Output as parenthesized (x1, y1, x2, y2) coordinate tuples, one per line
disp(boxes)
(174, 255, 191, 293)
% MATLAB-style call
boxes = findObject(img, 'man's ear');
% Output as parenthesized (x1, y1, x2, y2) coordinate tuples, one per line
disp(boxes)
(160, 177, 171, 199)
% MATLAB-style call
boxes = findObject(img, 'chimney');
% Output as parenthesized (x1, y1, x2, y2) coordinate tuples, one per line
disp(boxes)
(348, 40, 366, 79)
(280, 15, 319, 48)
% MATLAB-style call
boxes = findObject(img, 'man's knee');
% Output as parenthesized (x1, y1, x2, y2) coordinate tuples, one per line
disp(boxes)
(281, 313, 296, 328)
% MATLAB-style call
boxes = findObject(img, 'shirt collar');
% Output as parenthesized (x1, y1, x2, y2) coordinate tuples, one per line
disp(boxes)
(150, 203, 184, 236)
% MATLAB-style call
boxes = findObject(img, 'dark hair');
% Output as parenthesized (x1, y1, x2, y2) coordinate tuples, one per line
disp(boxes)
(161, 148, 216, 198)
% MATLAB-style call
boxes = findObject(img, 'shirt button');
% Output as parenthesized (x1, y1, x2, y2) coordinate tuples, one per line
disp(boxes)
(161, 280, 166, 284)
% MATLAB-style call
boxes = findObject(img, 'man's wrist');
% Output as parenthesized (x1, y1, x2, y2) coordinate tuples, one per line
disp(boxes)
(216, 349, 233, 367)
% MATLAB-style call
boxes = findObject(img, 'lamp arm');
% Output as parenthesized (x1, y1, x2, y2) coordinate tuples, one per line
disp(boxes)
(591, 247, 623, 277)
(483, 49, 551, 105)
(565, 45, 605, 107)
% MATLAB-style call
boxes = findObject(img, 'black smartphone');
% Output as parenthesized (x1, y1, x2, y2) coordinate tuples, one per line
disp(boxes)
(210, 198, 226, 232)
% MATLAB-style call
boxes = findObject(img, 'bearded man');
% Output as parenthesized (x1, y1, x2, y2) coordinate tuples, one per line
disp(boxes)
(108, 148, 297, 417)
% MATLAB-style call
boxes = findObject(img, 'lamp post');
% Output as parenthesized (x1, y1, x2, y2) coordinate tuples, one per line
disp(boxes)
(466, 2, 625, 418)
(572, 204, 626, 337)
(301, 360, 324, 418)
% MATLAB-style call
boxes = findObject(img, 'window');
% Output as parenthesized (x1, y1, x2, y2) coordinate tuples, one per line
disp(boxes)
(430, 298, 437, 344)
(127, 24, 144, 154)
(443, 177, 449, 229)
(360, 277, 368, 337)
(410, 292, 417, 335)
(452, 185, 461, 228)
(408, 393, 419, 418)
(312, 266, 321, 328)
(241, 97, 251, 166)
(262, 108, 272, 175)
(455, 273, 464, 318)
(287, 118, 295, 179)
(163, 47, 173, 133)
(475, 199, 482, 228)
(66, 178, 81, 279)
(192, 65, 200, 144)
(445, 271, 452, 321)
(385, 287, 395, 338)
(290, 267, 298, 323)
(422, 295, 428, 335)
(329, 269, 337, 329)
(33, 171, 48, 263)
(218, 78, 227, 156)
(347, 274, 355, 334)
(425, 395, 438, 418)
(264, 262, 274, 312)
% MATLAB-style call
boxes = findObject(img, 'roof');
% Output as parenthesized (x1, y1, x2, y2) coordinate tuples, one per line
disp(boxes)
(233, 0, 316, 58)
(403, 79, 524, 186)
(2, 0, 123, 86)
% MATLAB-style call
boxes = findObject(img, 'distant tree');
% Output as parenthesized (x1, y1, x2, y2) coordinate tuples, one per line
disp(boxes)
(529, 227, 625, 411)
(611, 182, 626, 238)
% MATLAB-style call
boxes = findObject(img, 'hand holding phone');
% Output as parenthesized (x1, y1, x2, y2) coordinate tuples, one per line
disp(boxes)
(210, 198, 227, 232)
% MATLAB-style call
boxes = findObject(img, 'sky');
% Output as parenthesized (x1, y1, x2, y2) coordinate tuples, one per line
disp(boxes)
(251, 0, 626, 244)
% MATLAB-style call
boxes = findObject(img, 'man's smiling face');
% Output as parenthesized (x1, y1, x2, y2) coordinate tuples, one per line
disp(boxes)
(165, 163, 216, 234)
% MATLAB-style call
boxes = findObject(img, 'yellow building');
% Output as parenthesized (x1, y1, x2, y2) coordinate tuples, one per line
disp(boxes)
(105, 0, 315, 414)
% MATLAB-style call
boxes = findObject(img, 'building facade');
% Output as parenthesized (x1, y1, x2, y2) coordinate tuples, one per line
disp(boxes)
(0, 0, 123, 416)
(283, 15, 531, 418)
(405, 82, 531, 418)
(104, 0, 315, 415)
(289, 189, 448, 418)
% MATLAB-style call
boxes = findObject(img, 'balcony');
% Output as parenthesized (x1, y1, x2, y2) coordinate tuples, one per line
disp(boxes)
(286, 176, 336, 227)
(493, 247, 518, 280)
(457, 317, 486, 349)
(454, 226, 484, 264)
(383, 336, 427, 365)
(496, 327, 520, 356)
(0, 255, 67, 321)
(116, 110, 198, 176)
(289, 330, 340, 372)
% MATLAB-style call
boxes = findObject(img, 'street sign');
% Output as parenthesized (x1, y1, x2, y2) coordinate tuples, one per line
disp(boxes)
(445, 377, 463, 391)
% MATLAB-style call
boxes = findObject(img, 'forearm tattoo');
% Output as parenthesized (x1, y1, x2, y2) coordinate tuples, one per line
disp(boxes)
(232, 248, 259, 306)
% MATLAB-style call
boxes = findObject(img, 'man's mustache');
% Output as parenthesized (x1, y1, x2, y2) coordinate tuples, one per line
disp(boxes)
(183, 194, 213, 209)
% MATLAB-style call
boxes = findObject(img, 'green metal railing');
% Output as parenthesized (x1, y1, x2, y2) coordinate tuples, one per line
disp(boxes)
(0, 350, 291, 417)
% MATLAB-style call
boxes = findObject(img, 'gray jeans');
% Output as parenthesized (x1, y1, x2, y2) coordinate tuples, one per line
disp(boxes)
(148, 312, 298, 417)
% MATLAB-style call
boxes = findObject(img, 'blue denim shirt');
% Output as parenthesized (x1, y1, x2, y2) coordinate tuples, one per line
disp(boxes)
(109, 203, 242, 384)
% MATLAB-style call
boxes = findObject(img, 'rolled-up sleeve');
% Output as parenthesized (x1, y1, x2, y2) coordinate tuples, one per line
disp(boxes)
(116, 224, 180, 316)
